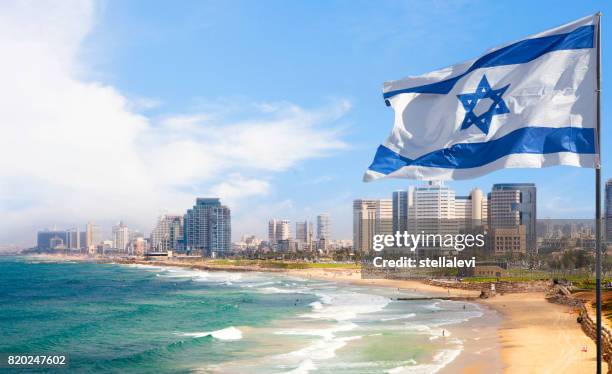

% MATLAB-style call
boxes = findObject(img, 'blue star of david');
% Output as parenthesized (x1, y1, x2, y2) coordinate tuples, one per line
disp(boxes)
(457, 75, 510, 135)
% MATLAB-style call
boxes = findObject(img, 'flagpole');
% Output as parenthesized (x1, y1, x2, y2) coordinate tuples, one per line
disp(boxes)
(596, 11, 603, 374)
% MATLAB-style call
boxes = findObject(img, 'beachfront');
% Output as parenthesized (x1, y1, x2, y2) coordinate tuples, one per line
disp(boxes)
(289, 267, 603, 374)
(23, 254, 606, 373)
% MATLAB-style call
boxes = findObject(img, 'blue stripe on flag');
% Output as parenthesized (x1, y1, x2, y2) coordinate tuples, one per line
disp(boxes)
(368, 127, 595, 174)
(383, 25, 594, 103)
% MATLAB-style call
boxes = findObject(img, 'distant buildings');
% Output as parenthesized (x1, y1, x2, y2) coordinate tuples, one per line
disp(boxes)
(86, 221, 102, 253)
(353, 199, 391, 253)
(412, 181, 457, 240)
(184, 198, 231, 257)
(354, 181, 536, 257)
(268, 219, 291, 245)
(150, 215, 184, 252)
(392, 188, 412, 233)
(295, 221, 314, 245)
(490, 183, 536, 254)
(316, 214, 331, 241)
(37, 229, 69, 250)
(66, 228, 81, 250)
(455, 188, 487, 230)
(112, 221, 129, 252)
(606, 179, 612, 242)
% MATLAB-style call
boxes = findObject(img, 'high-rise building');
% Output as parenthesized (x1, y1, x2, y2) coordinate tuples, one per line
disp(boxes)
(85, 221, 102, 252)
(411, 181, 458, 240)
(268, 219, 291, 245)
(151, 215, 184, 252)
(295, 221, 314, 243)
(112, 221, 129, 252)
(66, 228, 80, 250)
(392, 187, 414, 233)
(316, 214, 331, 241)
(184, 198, 231, 257)
(353, 199, 391, 253)
(606, 179, 612, 242)
(37, 229, 69, 250)
(455, 187, 488, 230)
(79, 231, 87, 250)
(490, 183, 537, 254)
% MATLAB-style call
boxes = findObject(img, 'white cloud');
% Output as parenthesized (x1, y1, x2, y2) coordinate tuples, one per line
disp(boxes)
(208, 175, 271, 207)
(0, 1, 350, 245)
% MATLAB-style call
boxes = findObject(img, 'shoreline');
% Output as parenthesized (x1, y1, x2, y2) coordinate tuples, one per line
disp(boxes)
(19, 254, 604, 373)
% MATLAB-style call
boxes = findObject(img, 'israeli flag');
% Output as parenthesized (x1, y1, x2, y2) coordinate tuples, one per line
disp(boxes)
(364, 14, 598, 181)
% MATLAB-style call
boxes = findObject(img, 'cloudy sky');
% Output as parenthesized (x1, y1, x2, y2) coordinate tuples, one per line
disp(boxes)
(0, 0, 609, 246)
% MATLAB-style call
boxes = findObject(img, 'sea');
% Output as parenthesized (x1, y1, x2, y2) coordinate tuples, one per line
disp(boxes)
(0, 256, 494, 373)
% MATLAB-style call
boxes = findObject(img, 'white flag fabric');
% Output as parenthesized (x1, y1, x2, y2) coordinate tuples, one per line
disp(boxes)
(364, 14, 598, 182)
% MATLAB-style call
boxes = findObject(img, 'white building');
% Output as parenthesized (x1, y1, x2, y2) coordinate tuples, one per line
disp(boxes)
(268, 219, 291, 245)
(353, 199, 392, 253)
(85, 221, 102, 253)
(150, 215, 184, 252)
(316, 214, 331, 240)
(112, 221, 130, 252)
(454, 187, 488, 230)
(295, 221, 314, 245)
(411, 181, 457, 237)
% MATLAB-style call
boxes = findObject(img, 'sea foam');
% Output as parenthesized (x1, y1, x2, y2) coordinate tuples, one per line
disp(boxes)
(179, 326, 242, 341)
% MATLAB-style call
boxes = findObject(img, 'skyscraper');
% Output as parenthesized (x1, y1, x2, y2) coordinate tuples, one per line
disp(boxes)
(316, 214, 331, 241)
(85, 221, 102, 252)
(455, 187, 488, 230)
(490, 183, 537, 253)
(184, 198, 231, 257)
(66, 228, 80, 250)
(353, 199, 391, 253)
(151, 215, 184, 252)
(268, 219, 291, 245)
(392, 187, 413, 233)
(295, 221, 313, 243)
(411, 181, 458, 239)
(112, 221, 129, 252)
(606, 179, 612, 242)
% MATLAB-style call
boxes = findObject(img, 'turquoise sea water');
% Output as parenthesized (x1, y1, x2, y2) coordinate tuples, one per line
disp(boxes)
(0, 257, 485, 373)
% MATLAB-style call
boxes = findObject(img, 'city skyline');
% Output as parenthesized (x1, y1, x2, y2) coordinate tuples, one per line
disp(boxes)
(22, 179, 602, 249)
(2, 1, 611, 247)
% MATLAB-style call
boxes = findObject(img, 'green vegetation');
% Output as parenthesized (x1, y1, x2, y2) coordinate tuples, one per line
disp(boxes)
(205, 258, 359, 269)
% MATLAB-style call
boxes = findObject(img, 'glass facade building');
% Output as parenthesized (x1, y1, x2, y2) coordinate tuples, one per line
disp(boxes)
(184, 198, 231, 257)
(490, 183, 537, 253)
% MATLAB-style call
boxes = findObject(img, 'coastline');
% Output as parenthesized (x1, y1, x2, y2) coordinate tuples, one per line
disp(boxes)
(20, 254, 603, 373)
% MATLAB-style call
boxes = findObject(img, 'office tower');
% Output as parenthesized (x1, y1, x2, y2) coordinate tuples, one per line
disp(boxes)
(85, 221, 102, 251)
(268, 219, 291, 245)
(112, 221, 130, 252)
(37, 229, 69, 250)
(411, 181, 458, 240)
(79, 231, 87, 250)
(606, 179, 612, 242)
(353, 199, 392, 253)
(151, 215, 184, 252)
(295, 221, 314, 243)
(376, 199, 393, 236)
(66, 228, 80, 250)
(316, 214, 331, 241)
(184, 198, 231, 257)
(490, 183, 537, 254)
(455, 187, 488, 230)
(392, 187, 414, 233)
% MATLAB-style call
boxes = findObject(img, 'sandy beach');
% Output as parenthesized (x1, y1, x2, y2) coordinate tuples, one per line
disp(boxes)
(286, 267, 604, 374)
(25, 255, 604, 373)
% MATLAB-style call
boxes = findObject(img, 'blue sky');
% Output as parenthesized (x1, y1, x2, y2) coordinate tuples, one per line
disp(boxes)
(0, 1, 610, 245)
